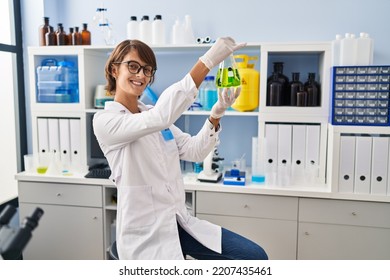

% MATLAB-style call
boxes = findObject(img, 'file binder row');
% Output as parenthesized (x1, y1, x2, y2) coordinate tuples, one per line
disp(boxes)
(339, 134, 390, 195)
(264, 123, 321, 185)
(37, 117, 81, 170)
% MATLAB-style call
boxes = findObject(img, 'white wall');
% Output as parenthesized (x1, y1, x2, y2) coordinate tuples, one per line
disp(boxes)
(20, 0, 390, 153)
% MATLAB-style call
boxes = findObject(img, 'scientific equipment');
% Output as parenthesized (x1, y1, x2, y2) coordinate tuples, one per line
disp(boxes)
(92, 3, 115, 45)
(197, 146, 223, 183)
(216, 55, 241, 88)
(94, 85, 114, 108)
(0, 204, 44, 260)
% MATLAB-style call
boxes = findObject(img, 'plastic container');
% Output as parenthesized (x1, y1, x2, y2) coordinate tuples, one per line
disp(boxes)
(340, 33, 357, 66)
(200, 76, 218, 110)
(232, 54, 259, 111)
(36, 59, 79, 103)
(152, 15, 166, 45)
(356, 32, 374, 65)
(126, 16, 139, 40)
(139, 15, 152, 44)
(331, 34, 342, 66)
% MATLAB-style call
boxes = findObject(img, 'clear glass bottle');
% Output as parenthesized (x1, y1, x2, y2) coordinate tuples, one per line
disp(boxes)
(289, 72, 303, 106)
(304, 72, 320, 106)
(39, 17, 52, 46)
(201, 76, 218, 110)
(216, 55, 241, 88)
(81, 23, 91, 45)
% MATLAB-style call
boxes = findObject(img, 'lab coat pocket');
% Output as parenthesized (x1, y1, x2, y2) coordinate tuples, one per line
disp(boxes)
(121, 185, 156, 229)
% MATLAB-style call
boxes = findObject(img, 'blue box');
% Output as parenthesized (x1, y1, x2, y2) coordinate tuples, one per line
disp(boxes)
(36, 60, 79, 103)
(330, 65, 390, 126)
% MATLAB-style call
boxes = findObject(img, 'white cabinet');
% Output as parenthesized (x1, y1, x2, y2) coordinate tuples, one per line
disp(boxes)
(196, 191, 298, 260)
(297, 198, 390, 259)
(18, 181, 104, 259)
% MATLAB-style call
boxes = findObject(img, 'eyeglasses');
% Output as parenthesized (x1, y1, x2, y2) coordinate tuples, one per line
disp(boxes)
(113, 60, 156, 77)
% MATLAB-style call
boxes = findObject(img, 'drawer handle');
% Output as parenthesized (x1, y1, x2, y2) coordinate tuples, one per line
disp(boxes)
(244, 204, 249, 209)
(93, 216, 98, 220)
(304, 231, 310, 236)
(56, 193, 62, 197)
(352, 212, 357, 216)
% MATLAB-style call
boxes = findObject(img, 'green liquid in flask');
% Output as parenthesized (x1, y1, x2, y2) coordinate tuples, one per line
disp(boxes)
(216, 67, 241, 88)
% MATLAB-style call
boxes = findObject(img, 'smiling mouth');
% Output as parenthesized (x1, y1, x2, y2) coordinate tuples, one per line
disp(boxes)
(130, 80, 144, 86)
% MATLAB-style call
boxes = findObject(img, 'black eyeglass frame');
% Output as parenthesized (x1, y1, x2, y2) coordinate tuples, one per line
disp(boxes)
(112, 60, 157, 77)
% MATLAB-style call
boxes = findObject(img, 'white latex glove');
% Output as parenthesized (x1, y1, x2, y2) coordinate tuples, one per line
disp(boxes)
(199, 37, 247, 70)
(210, 87, 241, 119)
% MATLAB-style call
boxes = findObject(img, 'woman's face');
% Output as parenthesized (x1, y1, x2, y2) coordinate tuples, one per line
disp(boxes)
(113, 49, 152, 99)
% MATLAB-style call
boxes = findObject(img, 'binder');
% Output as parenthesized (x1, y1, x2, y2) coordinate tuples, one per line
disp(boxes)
(305, 125, 321, 179)
(37, 118, 49, 154)
(69, 118, 81, 168)
(277, 124, 292, 167)
(277, 124, 292, 185)
(59, 118, 71, 168)
(370, 136, 389, 195)
(264, 123, 278, 184)
(292, 125, 306, 180)
(48, 118, 60, 161)
(338, 135, 356, 193)
(354, 136, 372, 194)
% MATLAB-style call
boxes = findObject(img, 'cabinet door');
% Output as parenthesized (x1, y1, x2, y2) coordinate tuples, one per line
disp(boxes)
(298, 198, 390, 259)
(196, 192, 298, 260)
(298, 222, 390, 260)
(20, 203, 104, 260)
(197, 213, 297, 260)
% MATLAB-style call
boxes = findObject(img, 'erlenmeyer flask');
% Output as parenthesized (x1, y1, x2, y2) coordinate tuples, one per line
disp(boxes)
(216, 54, 241, 88)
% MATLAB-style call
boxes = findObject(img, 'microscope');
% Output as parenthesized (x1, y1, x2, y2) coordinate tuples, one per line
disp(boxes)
(197, 145, 224, 183)
(0, 204, 43, 260)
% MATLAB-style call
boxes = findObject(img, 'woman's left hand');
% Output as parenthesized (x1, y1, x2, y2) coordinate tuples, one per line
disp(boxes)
(210, 87, 241, 119)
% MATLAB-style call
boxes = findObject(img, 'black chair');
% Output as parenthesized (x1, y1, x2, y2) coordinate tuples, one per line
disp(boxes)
(109, 241, 119, 260)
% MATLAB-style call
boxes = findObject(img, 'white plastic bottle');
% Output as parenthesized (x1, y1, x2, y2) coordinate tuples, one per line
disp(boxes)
(171, 18, 183, 45)
(152, 14, 166, 45)
(126, 16, 139, 40)
(184, 15, 195, 44)
(139, 15, 152, 44)
(331, 34, 342, 66)
(356, 32, 374, 65)
(340, 33, 357, 66)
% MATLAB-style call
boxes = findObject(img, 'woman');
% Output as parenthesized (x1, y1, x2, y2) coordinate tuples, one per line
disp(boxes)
(93, 37, 268, 260)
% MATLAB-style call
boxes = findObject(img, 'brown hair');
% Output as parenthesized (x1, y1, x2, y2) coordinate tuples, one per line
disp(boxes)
(105, 39, 157, 93)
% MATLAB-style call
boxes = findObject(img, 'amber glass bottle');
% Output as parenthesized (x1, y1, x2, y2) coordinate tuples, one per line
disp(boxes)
(72, 26, 82, 45)
(45, 26, 57, 46)
(56, 25, 67, 45)
(67, 27, 74, 45)
(39, 17, 52, 46)
(81, 23, 91, 45)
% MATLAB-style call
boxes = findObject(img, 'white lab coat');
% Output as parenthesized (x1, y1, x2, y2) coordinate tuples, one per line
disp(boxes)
(93, 74, 222, 259)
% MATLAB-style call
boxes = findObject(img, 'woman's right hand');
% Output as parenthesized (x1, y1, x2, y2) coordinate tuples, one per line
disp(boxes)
(199, 37, 247, 70)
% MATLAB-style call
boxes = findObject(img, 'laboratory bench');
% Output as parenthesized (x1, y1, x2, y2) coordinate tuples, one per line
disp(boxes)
(15, 172, 390, 260)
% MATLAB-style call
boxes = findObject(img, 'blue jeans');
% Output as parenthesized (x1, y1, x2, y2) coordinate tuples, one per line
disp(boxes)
(178, 224, 268, 260)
